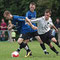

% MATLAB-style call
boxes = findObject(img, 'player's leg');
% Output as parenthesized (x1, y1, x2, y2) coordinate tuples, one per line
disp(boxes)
(47, 42, 59, 55)
(17, 38, 31, 52)
(31, 31, 49, 55)
(23, 33, 32, 57)
(17, 38, 26, 52)
(35, 36, 49, 54)
(16, 34, 32, 57)
(48, 30, 60, 47)
(46, 31, 59, 55)
(51, 37, 60, 47)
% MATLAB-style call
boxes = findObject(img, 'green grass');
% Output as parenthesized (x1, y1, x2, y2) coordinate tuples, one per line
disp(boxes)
(0, 41, 60, 60)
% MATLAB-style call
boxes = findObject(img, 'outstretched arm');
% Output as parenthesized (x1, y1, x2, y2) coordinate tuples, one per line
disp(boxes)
(49, 20, 58, 32)
(26, 17, 41, 23)
(25, 17, 38, 30)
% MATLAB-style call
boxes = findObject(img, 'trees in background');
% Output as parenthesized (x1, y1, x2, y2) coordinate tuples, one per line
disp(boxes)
(0, 0, 60, 21)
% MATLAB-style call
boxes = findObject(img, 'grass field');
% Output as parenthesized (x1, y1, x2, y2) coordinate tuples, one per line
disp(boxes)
(0, 41, 60, 60)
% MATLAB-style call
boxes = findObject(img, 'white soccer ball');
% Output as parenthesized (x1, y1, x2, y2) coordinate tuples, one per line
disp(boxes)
(11, 51, 19, 57)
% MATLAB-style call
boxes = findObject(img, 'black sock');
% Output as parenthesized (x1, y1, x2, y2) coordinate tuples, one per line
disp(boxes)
(55, 41, 59, 46)
(16, 48, 20, 52)
(50, 46, 58, 54)
(40, 43, 46, 50)
(20, 42, 27, 49)
(17, 42, 31, 53)
(16, 42, 27, 52)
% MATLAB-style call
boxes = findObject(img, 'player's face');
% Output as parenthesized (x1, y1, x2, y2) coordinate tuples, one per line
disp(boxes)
(29, 4, 35, 12)
(4, 14, 11, 20)
(45, 13, 51, 20)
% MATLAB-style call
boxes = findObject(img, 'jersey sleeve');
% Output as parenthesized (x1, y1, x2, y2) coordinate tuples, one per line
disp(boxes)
(31, 18, 41, 23)
(13, 15, 25, 22)
(49, 18, 54, 26)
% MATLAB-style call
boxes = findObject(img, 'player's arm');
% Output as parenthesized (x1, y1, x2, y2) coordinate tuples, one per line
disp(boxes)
(49, 20, 58, 32)
(17, 18, 25, 22)
(14, 16, 25, 22)
(52, 25, 58, 32)
(25, 17, 38, 30)
(26, 17, 41, 23)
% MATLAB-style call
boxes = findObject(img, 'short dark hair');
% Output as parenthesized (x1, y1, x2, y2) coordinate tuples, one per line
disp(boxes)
(30, 2, 36, 6)
(3, 11, 11, 16)
(45, 9, 51, 14)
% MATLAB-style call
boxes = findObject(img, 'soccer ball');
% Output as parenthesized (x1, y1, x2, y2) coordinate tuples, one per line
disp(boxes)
(11, 51, 19, 57)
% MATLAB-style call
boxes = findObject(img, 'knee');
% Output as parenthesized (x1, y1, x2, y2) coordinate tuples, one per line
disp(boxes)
(51, 37, 57, 42)
(24, 40, 29, 44)
(17, 38, 23, 44)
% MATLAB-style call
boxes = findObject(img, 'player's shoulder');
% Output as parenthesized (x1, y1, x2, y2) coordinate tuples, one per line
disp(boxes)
(13, 15, 19, 18)
(13, 15, 19, 19)
(40, 16, 45, 20)
(26, 11, 30, 14)
(13, 15, 25, 19)
(49, 17, 52, 21)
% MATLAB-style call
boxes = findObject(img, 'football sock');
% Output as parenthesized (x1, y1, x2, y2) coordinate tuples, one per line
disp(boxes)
(17, 42, 31, 52)
(55, 41, 60, 47)
(16, 48, 20, 52)
(16, 42, 26, 52)
(50, 46, 59, 54)
(40, 43, 46, 52)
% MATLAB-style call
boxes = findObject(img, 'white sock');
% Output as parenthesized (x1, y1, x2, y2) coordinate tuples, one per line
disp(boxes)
(43, 49, 46, 52)
(24, 46, 29, 50)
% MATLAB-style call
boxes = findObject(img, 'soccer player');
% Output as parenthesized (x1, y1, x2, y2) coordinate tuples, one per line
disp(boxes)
(25, 2, 49, 55)
(45, 15, 60, 47)
(26, 9, 59, 55)
(3, 11, 32, 57)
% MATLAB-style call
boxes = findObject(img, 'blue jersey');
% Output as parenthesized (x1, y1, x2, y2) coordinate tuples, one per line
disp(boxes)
(26, 10, 37, 32)
(12, 15, 31, 34)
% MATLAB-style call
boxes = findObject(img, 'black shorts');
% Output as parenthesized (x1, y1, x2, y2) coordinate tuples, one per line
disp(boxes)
(39, 30, 54, 45)
(20, 31, 39, 40)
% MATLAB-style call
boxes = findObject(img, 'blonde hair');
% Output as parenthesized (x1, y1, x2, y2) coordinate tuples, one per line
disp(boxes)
(4, 11, 11, 16)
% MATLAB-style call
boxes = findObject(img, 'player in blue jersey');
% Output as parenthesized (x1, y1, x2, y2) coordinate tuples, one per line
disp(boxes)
(3, 11, 33, 57)
(25, 2, 49, 55)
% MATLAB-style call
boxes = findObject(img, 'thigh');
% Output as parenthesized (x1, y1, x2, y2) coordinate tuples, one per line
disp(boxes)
(35, 36, 43, 44)
(17, 38, 24, 44)
(39, 34, 47, 43)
